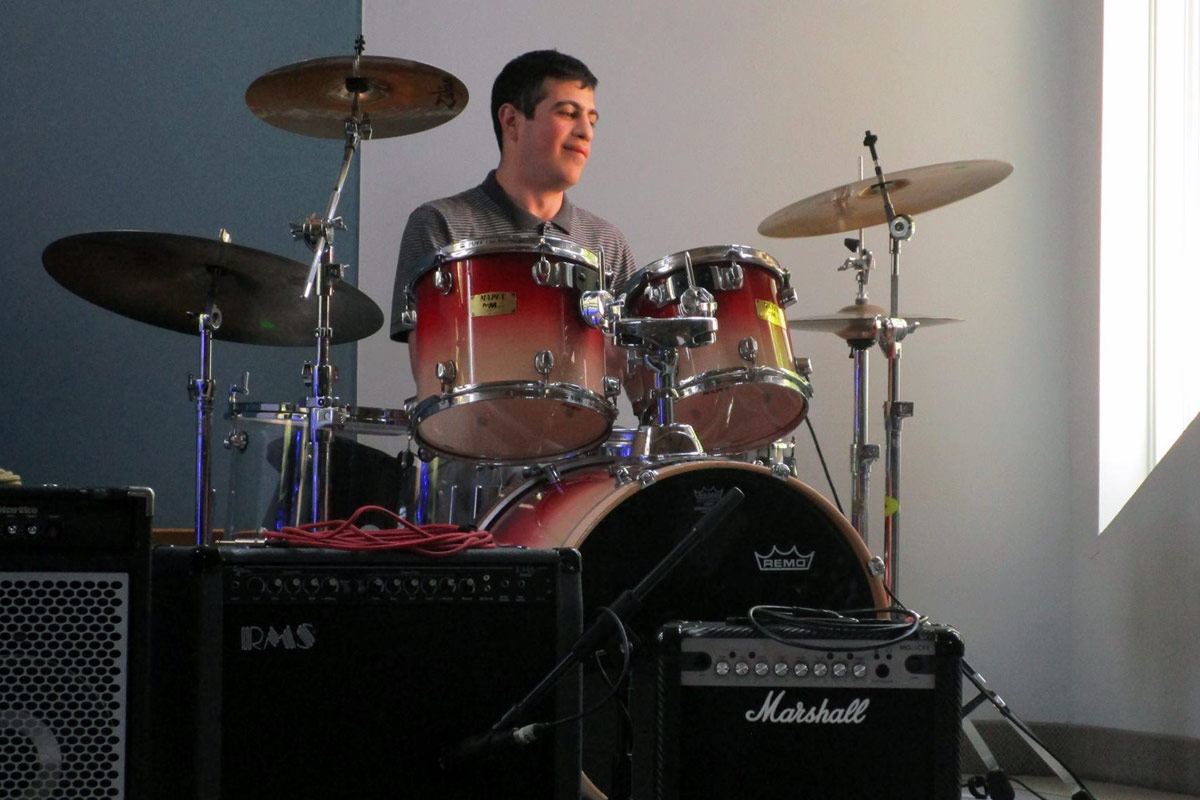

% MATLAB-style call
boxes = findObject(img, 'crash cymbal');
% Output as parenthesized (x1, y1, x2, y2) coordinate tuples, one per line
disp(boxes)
(43, 231, 383, 346)
(759, 160, 1013, 238)
(245, 55, 468, 139)
(789, 303, 962, 341)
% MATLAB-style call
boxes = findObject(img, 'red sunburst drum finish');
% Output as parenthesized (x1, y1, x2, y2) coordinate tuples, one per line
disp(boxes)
(621, 245, 811, 454)
(406, 236, 616, 462)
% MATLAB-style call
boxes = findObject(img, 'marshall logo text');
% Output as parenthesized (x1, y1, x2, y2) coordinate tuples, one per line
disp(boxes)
(240, 623, 316, 652)
(745, 690, 869, 724)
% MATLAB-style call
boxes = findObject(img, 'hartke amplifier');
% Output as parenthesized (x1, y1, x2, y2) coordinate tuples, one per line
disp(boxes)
(645, 620, 963, 800)
(149, 545, 583, 800)
(0, 485, 154, 800)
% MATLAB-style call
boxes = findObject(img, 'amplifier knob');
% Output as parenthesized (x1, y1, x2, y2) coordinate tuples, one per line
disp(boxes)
(734, 662, 750, 677)
(459, 578, 477, 595)
(715, 661, 730, 677)
(247, 577, 267, 596)
(793, 661, 809, 677)
(812, 663, 828, 678)
(853, 663, 868, 678)
(754, 662, 769, 677)
(368, 577, 387, 595)
(832, 663, 848, 678)
(773, 662, 789, 677)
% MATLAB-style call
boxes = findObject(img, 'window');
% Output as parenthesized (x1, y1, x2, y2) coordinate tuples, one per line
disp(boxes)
(1100, 0, 1200, 531)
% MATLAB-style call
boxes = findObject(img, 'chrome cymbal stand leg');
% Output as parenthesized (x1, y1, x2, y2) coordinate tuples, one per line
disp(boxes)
(849, 339, 879, 543)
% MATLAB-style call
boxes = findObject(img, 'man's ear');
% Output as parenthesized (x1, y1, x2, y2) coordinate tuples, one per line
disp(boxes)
(497, 103, 521, 144)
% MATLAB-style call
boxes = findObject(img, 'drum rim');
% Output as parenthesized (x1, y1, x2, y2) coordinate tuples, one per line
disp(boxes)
(409, 380, 617, 463)
(627, 243, 785, 290)
(405, 233, 601, 295)
(227, 401, 410, 433)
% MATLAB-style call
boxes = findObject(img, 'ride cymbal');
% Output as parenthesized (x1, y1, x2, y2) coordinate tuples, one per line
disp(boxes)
(759, 160, 1013, 238)
(789, 303, 962, 341)
(43, 231, 383, 346)
(245, 55, 468, 139)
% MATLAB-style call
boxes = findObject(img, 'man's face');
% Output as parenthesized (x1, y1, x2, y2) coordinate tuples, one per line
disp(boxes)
(503, 78, 598, 191)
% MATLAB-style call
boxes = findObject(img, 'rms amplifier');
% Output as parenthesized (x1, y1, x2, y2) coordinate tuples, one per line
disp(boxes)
(645, 620, 963, 800)
(0, 485, 154, 800)
(150, 545, 583, 800)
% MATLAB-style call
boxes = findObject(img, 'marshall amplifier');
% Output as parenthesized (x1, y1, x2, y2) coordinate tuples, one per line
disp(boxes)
(150, 545, 583, 800)
(645, 619, 963, 800)
(0, 485, 154, 800)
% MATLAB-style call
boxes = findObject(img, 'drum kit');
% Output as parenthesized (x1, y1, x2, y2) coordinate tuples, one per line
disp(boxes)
(39, 39, 1011, 800)
(40, 42, 1012, 602)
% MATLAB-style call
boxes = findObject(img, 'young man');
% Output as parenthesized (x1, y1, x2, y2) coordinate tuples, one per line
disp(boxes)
(389, 49, 636, 342)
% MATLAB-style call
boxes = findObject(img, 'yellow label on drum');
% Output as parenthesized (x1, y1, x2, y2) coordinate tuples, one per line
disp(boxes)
(470, 292, 517, 317)
(756, 299, 785, 328)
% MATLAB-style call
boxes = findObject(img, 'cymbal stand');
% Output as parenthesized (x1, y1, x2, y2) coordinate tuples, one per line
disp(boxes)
(863, 131, 916, 594)
(186, 251, 226, 546)
(292, 38, 371, 523)
(838, 236, 880, 545)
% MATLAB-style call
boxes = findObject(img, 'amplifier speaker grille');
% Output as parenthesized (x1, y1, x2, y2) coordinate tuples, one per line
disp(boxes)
(0, 573, 130, 800)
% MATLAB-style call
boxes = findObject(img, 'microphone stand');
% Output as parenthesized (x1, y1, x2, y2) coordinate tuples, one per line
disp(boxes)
(440, 486, 746, 784)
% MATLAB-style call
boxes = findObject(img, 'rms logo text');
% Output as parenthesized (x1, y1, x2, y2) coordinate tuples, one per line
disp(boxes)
(240, 623, 316, 652)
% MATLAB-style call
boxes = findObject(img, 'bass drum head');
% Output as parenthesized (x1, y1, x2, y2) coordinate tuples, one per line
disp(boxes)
(484, 459, 885, 638)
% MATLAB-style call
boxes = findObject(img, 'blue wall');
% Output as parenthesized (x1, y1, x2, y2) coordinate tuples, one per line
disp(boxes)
(1, 2, 362, 527)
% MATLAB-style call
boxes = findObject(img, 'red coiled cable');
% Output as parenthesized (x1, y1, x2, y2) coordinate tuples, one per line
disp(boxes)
(263, 505, 495, 555)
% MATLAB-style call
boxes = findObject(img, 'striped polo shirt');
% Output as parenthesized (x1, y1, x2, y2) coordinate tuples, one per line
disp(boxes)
(389, 170, 636, 341)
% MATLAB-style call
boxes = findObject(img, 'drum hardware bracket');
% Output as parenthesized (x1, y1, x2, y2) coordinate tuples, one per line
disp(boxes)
(636, 469, 657, 487)
(579, 289, 620, 333)
(434, 264, 454, 294)
(794, 356, 813, 378)
(769, 463, 791, 481)
(603, 376, 621, 399)
(714, 262, 744, 292)
(867, 555, 886, 578)
(521, 463, 563, 488)
(533, 350, 555, 376)
(678, 285, 716, 318)
(225, 374, 252, 453)
(436, 360, 457, 389)
(738, 336, 759, 363)
(302, 360, 340, 390)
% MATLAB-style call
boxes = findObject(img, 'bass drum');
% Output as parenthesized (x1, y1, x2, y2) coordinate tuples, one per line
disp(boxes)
(478, 458, 886, 640)
(479, 458, 886, 800)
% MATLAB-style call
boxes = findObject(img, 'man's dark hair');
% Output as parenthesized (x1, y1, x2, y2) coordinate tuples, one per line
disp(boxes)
(491, 50, 598, 151)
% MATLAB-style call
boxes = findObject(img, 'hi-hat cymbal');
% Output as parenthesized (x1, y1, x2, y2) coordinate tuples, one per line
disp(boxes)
(759, 160, 1013, 238)
(43, 231, 383, 346)
(245, 55, 468, 139)
(789, 303, 962, 341)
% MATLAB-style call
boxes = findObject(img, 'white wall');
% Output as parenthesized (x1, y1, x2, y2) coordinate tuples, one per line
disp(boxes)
(356, 0, 1107, 726)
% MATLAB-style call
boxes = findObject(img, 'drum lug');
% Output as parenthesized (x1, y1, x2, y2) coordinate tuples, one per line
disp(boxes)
(534, 350, 555, 377)
(436, 360, 457, 389)
(793, 356, 813, 378)
(778, 274, 798, 308)
(523, 462, 563, 488)
(434, 265, 454, 294)
(647, 282, 675, 308)
(399, 307, 417, 327)
(636, 469, 657, 487)
(712, 262, 744, 291)
(532, 255, 578, 289)
(603, 376, 621, 399)
(738, 336, 759, 363)
(611, 465, 634, 487)
(867, 555, 886, 578)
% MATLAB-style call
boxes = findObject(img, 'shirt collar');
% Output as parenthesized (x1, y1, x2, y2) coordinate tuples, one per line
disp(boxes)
(482, 170, 573, 235)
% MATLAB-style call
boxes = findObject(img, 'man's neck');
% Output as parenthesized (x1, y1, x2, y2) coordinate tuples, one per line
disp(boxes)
(494, 164, 565, 221)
